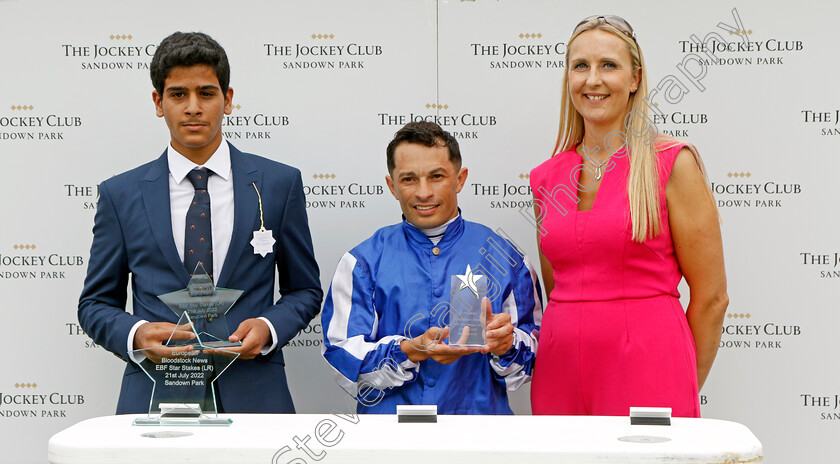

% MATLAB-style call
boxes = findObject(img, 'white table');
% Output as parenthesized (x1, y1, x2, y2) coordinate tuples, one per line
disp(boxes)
(48, 414, 763, 463)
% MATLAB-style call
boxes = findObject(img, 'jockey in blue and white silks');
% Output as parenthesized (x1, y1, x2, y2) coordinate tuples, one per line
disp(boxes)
(321, 214, 543, 414)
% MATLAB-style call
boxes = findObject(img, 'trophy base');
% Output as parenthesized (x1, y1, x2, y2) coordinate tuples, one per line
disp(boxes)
(132, 417, 233, 426)
(133, 403, 233, 426)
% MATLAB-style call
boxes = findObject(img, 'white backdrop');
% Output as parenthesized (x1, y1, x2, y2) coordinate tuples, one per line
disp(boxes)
(0, 1, 836, 463)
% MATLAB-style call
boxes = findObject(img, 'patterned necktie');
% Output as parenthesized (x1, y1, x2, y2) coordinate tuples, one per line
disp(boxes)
(184, 168, 213, 280)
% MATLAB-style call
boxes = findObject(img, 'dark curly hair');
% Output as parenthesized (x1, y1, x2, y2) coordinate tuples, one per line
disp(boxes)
(150, 32, 230, 94)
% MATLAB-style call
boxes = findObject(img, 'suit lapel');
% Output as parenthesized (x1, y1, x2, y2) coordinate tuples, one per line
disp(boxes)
(218, 144, 261, 288)
(139, 152, 191, 286)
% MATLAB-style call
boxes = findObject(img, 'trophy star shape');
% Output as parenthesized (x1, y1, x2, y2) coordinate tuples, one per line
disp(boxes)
(130, 262, 246, 425)
(132, 311, 240, 423)
(456, 264, 484, 299)
(157, 262, 243, 347)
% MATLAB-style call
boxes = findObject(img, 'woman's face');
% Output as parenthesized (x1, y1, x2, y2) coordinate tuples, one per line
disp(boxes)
(567, 29, 641, 133)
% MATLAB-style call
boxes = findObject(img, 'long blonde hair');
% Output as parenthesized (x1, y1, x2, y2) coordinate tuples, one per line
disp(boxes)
(554, 17, 703, 242)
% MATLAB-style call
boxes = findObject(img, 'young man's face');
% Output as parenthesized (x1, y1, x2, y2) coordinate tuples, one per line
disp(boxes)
(152, 64, 233, 163)
(386, 141, 467, 229)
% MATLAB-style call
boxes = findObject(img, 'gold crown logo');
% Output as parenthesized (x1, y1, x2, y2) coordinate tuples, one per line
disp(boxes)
(426, 103, 449, 110)
(109, 34, 133, 40)
(312, 173, 336, 179)
(519, 33, 543, 39)
(726, 172, 752, 178)
(311, 33, 335, 39)
(13, 244, 37, 250)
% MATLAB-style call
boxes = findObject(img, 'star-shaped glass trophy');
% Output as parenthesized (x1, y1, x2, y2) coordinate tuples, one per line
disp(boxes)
(449, 264, 488, 347)
(157, 263, 243, 348)
(130, 263, 244, 426)
(131, 311, 239, 426)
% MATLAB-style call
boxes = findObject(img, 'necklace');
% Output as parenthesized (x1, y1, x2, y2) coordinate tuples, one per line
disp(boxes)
(580, 141, 612, 181)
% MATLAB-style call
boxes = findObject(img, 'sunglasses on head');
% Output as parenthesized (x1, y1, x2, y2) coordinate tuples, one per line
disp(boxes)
(575, 15, 636, 41)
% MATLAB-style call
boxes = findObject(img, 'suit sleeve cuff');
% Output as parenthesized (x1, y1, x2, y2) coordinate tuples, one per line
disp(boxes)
(127, 320, 149, 364)
(258, 317, 278, 355)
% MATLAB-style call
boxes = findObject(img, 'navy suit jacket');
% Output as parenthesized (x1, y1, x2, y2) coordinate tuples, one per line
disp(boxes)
(78, 143, 323, 414)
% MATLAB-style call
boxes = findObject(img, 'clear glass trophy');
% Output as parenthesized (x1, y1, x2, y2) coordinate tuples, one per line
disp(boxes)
(131, 263, 243, 426)
(448, 265, 488, 347)
(131, 312, 239, 426)
(157, 263, 243, 348)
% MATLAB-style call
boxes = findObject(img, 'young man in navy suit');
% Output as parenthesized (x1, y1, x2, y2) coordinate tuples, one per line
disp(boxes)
(78, 32, 322, 414)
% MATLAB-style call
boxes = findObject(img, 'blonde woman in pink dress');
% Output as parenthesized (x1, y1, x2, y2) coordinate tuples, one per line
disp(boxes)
(529, 15, 728, 417)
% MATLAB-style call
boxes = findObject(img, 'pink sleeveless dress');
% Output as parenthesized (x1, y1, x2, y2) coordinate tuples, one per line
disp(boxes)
(529, 144, 700, 417)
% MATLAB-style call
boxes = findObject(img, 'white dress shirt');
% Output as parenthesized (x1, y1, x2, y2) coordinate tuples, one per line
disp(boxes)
(168, 140, 234, 279)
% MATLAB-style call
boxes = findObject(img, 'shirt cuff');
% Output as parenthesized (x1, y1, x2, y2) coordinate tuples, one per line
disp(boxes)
(390, 336, 419, 369)
(490, 344, 517, 363)
(127, 320, 149, 364)
(258, 317, 278, 355)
